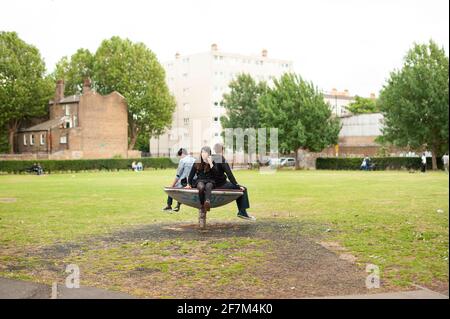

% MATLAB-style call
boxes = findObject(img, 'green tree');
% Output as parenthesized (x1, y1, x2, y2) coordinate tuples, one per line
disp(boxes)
(93, 36, 176, 150)
(378, 40, 449, 170)
(52, 48, 94, 96)
(347, 95, 379, 114)
(220, 74, 267, 157)
(135, 133, 150, 153)
(259, 73, 341, 169)
(0, 31, 53, 153)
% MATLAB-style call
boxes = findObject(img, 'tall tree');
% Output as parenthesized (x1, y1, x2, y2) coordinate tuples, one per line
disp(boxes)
(220, 74, 267, 157)
(259, 73, 341, 169)
(0, 31, 53, 153)
(378, 40, 449, 170)
(93, 36, 176, 150)
(347, 95, 379, 114)
(52, 48, 94, 96)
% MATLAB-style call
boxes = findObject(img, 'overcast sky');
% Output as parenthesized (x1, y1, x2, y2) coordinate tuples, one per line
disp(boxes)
(1, 0, 448, 96)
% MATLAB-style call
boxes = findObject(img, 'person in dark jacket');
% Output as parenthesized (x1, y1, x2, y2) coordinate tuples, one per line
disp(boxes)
(211, 143, 255, 221)
(186, 146, 216, 211)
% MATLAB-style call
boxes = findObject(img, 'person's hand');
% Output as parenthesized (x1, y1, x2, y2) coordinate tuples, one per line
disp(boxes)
(185, 185, 192, 189)
(239, 186, 245, 191)
(207, 156, 214, 167)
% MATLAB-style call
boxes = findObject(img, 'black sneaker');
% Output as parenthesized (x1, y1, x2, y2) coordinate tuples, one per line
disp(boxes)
(173, 205, 181, 212)
(162, 206, 172, 212)
(237, 211, 256, 221)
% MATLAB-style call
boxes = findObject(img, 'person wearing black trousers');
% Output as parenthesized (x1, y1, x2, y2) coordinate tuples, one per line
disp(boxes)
(186, 146, 216, 211)
(211, 143, 255, 221)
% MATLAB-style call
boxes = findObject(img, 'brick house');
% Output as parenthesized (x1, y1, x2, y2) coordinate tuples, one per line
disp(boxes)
(15, 79, 130, 159)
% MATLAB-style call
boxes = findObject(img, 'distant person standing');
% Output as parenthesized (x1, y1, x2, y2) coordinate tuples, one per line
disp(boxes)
(421, 153, 427, 173)
(442, 152, 449, 173)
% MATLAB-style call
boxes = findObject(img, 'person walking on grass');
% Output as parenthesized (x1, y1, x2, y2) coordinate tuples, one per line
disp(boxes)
(211, 143, 255, 221)
(185, 146, 216, 212)
(421, 153, 427, 173)
(162, 148, 195, 212)
(442, 152, 449, 173)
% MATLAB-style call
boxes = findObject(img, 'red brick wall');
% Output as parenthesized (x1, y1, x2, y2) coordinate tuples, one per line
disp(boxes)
(78, 91, 128, 159)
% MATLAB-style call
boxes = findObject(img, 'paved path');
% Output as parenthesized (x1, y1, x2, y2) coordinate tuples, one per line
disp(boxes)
(312, 289, 448, 299)
(0, 277, 447, 299)
(0, 278, 135, 299)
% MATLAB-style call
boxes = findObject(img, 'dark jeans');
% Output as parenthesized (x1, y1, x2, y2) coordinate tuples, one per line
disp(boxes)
(167, 196, 180, 207)
(197, 181, 214, 205)
(167, 178, 187, 207)
(217, 181, 250, 212)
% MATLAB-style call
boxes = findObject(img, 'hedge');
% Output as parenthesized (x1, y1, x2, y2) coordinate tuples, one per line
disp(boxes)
(316, 157, 444, 170)
(0, 157, 177, 174)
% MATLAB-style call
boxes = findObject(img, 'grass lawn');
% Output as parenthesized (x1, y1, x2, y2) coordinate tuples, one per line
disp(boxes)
(0, 169, 448, 297)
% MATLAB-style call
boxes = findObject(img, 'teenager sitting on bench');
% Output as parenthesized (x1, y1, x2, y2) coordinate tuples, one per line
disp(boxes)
(212, 143, 255, 221)
(185, 146, 215, 212)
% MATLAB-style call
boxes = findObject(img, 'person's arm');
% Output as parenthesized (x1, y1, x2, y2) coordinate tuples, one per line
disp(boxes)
(187, 165, 196, 187)
(223, 161, 239, 186)
(172, 161, 185, 187)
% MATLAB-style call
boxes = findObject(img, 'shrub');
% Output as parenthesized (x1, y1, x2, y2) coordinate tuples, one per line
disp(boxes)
(0, 158, 176, 174)
(316, 157, 444, 170)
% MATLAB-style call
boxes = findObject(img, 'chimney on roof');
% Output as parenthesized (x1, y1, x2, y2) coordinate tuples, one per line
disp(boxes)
(370, 92, 376, 99)
(211, 43, 218, 51)
(175, 52, 180, 59)
(55, 80, 65, 102)
(262, 49, 268, 57)
(83, 78, 92, 94)
(343, 89, 349, 96)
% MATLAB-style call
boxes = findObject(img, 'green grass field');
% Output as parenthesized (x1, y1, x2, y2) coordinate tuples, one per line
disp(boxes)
(0, 169, 448, 297)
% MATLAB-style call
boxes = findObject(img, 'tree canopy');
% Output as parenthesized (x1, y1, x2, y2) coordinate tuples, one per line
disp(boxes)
(347, 95, 379, 114)
(378, 40, 449, 169)
(259, 73, 341, 168)
(0, 31, 53, 153)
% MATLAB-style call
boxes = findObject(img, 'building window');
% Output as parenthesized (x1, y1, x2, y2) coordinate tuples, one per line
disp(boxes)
(30, 134, 35, 145)
(60, 135, 67, 144)
(65, 105, 70, 116)
(23, 134, 27, 145)
(214, 101, 219, 107)
(213, 117, 219, 122)
(40, 134, 45, 145)
(182, 73, 188, 78)
(214, 132, 219, 137)
(73, 115, 78, 127)
(183, 118, 189, 126)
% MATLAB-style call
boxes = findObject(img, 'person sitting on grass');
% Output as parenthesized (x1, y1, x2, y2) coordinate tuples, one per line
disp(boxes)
(212, 143, 255, 221)
(163, 148, 195, 212)
(36, 163, 43, 175)
(185, 146, 216, 212)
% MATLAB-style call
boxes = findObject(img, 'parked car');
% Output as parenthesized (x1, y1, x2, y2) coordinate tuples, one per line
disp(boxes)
(280, 157, 296, 167)
(268, 157, 286, 167)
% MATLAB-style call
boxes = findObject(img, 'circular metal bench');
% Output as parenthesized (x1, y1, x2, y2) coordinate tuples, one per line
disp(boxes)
(163, 187, 244, 228)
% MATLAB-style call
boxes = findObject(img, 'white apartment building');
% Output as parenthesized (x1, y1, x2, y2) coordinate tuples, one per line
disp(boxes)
(149, 44, 294, 157)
